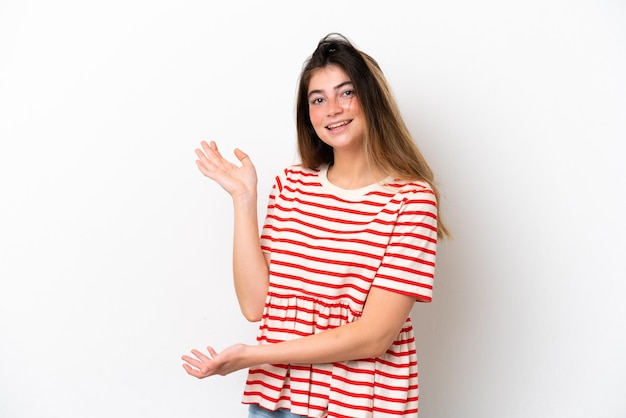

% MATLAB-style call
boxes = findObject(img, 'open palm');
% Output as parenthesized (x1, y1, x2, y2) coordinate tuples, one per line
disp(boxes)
(195, 140, 257, 199)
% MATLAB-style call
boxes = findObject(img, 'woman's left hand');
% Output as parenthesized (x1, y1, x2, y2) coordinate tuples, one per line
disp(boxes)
(181, 343, 249, 379)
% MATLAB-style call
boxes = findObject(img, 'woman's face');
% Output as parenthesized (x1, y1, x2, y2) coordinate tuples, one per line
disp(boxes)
(307, 65, 366, 154)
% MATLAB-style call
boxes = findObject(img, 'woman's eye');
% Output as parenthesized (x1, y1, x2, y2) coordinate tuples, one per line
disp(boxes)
(310, 97, 325, 105)
(342, 89, 355, 98)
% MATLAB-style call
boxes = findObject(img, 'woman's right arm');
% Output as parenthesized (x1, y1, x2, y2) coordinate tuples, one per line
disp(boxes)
(231, 193, 270, 321)
(195, 140, 269, 321)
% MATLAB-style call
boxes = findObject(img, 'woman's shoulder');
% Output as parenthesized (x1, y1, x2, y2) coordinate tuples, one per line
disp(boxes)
(270, 164, 323, 191)
(275, 164, 323, 181)
(282, 163, 321, 175)
(383, 177, 435, 196)
(381, 179, 438, 214)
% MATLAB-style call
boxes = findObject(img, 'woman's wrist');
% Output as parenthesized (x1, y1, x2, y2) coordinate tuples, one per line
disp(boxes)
(239, 343, 263, 371)
(231, 190, 257, 207)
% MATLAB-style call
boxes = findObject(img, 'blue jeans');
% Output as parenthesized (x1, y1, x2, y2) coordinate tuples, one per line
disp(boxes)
(247, 404, 307, 418)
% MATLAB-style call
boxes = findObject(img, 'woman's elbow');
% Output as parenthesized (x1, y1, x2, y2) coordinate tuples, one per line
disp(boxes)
(241, 306, 263, 322)
(365, 329, 403, 358)
(370, 339, 395, 358)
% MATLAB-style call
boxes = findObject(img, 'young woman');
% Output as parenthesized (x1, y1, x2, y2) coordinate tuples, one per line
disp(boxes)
(182, 33, 449, 418)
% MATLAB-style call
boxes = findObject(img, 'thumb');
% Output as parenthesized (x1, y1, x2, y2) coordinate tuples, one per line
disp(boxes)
(233, 148, 251, 165)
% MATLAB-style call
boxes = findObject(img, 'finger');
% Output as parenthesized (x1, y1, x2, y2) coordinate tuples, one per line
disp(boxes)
(200, 142, 216, 162)
(195, 148, 217, 167)
(181, 354, 203, 369)
(202, 140, 224, 162)
(195, 160, 209, 176)
(234, 148, 251, 165)
(191, 349, 213, 362)
(194, 148, 209, 163)
(195, 146, 228, 176)
(207, 346, 219, 358)
(182, 363, 206, 379)
(195, 156, 216, 178)
(182, 356, 213, 377)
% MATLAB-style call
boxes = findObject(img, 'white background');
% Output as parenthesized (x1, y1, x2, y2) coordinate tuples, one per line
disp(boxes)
(1, 1, 625, 417)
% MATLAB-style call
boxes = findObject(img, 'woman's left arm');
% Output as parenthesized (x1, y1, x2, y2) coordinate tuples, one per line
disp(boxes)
(182, 287, 416, 378)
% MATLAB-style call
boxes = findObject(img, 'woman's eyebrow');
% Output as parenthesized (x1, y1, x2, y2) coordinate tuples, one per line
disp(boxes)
(308, 81, 353, 98)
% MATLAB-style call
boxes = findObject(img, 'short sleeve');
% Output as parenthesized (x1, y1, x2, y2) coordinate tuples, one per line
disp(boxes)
(259, 170, 286, 254)
(372, 189, 438, 302)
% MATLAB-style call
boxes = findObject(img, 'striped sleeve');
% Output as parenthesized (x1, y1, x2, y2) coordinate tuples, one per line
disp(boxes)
(259, 170, 285, 254)
(371, 188, 438, 302)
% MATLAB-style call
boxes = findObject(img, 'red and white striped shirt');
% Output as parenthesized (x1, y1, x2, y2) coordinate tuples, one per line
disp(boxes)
(242, 164, 438, 417)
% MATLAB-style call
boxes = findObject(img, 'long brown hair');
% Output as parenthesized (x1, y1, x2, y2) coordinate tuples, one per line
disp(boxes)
(296, 33, 450, 238)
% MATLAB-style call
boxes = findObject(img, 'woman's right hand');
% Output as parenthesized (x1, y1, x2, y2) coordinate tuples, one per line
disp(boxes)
(181, 343, 252, 379)
(194, 140, 257, 200)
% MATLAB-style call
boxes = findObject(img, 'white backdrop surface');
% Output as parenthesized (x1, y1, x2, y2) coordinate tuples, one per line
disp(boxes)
(1, 1, 625, 417)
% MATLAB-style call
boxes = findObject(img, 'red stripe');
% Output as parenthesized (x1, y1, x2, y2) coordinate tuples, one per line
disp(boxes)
(265, 283, 366, 308)
(269, 272, 370, 297)
(271, 251, 379, 272)
(372, 285, 432, 301)
(281, 193, 388, 214)
(390, 231, 437, 244)
(401, 209, 437, 217)
(330, 373, 418, 392)
(332, 361, 418, 380)
(385, 251, 435, 267)
(379, 269, 433, 283)
(394, 219, 438, 231)
(263, 309, 349, 325)
(245, 378, 288, 392)
(388, 241, 436, 256)
(329, 384, 417, 403)
(273, 203, 392, 227)
(265, 292, 364, 312)
(289, 364, 333, 375)
(328, 398, 418, 415)
(261, 226, 388, 248)
(268, 238, 386, 260)
(265, 214, 399, 237)
(391, 335, 416, 346)
(379, 262, 435, 279)
(282, 184, 390, 207)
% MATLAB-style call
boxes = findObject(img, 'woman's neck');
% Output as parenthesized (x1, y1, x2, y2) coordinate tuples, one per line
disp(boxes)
(327, 154, 386, 190)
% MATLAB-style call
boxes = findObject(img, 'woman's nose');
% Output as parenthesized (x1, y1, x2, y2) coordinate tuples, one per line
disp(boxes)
(326, 97, 343, 116)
